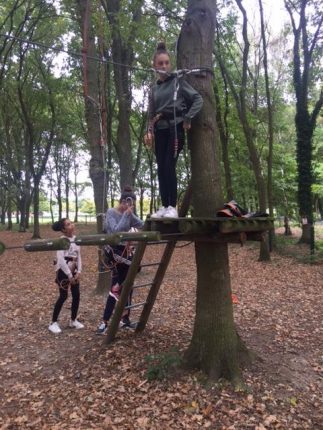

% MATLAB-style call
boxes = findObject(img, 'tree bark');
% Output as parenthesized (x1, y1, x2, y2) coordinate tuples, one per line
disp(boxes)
(177, 0, 251, 382)
(102, 0, 143, 189)
(259, 0, 275, 251)
(76, 0, 107, 215)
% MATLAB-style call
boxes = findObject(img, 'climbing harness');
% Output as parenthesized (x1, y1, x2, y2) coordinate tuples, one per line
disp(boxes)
(148, 67, 212, 158)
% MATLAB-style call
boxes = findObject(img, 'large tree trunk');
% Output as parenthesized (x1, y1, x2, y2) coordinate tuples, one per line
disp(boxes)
(178, 0, 251, 382)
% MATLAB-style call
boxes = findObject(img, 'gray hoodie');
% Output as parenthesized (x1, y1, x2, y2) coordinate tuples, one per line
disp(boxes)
(148, 75, 203, 131)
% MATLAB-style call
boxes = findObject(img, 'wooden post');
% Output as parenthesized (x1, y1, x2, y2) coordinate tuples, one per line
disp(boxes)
(93, 213, 111, 295)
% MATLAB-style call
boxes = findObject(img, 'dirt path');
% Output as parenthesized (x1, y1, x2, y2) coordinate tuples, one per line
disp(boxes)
(0, 226, 322, 429)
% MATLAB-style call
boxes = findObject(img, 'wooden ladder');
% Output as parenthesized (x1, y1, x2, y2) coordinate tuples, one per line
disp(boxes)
(105, 186, 191, 344)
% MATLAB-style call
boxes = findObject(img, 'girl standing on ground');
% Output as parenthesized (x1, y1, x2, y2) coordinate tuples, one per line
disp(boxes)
(96, 186, 144, 334)
(49, 218, 84, 334)
(144, 41, 203, 218)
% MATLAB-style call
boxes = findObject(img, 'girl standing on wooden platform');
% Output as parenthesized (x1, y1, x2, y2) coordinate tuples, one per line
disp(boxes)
(144, 41, 203, 218)
(96, 186, 144, 334)
(49, 218, 84, 334)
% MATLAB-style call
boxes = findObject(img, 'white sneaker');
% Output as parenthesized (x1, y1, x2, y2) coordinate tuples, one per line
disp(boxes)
(70, 319, 84, 329)
(48, 322, 62, 334)
(151, 207, 167, 218)
(164, 206, 178, 218)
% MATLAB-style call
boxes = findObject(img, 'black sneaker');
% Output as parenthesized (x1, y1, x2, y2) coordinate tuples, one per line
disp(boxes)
(119, 317, 137, 329)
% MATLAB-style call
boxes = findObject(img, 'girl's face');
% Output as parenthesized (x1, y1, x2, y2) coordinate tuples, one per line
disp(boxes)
(154, 53, 171, 80)
(62, 219, 75, 237)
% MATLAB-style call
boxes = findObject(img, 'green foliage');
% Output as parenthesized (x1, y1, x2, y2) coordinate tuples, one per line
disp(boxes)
(145, 348, 183, 381)
(0, 0, 321, 230)
(79, 199, 96, 215)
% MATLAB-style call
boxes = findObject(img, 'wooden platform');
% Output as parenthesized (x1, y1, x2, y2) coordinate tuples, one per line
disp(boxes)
(145, 217, 274, 243)
(104, 215, 274, 344)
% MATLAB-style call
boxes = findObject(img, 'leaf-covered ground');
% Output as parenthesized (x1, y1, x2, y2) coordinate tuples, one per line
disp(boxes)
(0, 225, 322, 429)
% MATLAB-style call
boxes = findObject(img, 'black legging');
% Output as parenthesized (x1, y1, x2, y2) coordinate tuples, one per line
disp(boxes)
(52, 269, 80, 322)
(103, 246, 132, 322)
(154, 123, 185, 208)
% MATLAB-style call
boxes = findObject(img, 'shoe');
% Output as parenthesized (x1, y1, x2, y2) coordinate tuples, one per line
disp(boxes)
(70, 319, 84, 329)
(48, 322, 62, 334)
(163, 206, 178, 218)
(119, 317, 137, 329)
(151, 207, 167, 218)
(96, 322, 107, 335)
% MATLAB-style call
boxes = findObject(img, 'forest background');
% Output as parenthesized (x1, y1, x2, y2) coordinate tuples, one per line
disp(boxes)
(0, 0, 322, 244)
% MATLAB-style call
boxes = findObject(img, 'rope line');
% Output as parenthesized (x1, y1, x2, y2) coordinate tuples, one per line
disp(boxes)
(0, 33, 213, 77)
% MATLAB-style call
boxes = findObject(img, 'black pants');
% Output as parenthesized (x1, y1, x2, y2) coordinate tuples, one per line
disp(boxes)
(154, 123, 185, 208)
(103, 246, 132, 322)
(52, 269, 80, 322)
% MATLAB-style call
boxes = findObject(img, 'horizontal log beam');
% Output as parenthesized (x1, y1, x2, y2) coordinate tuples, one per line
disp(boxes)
(74, 234, 121, 247)
(117, 231, 161, 242)
(24, 238, 70, 252)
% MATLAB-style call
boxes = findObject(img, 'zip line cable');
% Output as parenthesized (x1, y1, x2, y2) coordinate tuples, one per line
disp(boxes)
(0, 33, 213, 77)
(0, 32, 155, 74)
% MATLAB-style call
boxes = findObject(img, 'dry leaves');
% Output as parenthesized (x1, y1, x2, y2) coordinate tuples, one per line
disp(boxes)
(0, 226, 322, 429)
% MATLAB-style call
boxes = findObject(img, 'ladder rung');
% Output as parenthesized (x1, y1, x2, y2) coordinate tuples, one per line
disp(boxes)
(125, 301, 147, 310)
(141, 262, 161, 267)
(133, 282, 153, 289)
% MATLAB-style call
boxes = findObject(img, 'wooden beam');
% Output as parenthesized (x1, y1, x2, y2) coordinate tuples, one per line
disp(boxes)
(24, 238, 70, 252)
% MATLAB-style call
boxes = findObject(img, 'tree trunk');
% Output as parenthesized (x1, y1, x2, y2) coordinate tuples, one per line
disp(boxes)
(213, 61, 234, 201)
(32, 181, 41, 239)
(318, 198, 323, 221)
(102, 0, 143, 189)
(259, 0, 275, 251)
(65, 178, 70, 219)
(178, 0, 251, 382)
(284, 216, 292, 236)
(0, 205, 5, 225)
(76, 0, 106, 214)
(7, 194, 12, 231)
(74, 169, 79, 223)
